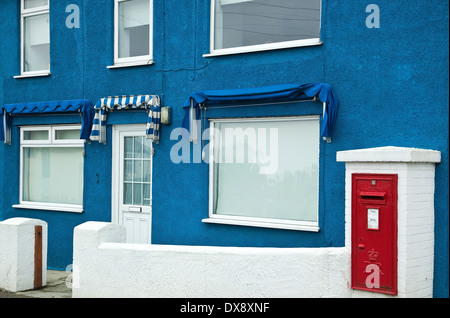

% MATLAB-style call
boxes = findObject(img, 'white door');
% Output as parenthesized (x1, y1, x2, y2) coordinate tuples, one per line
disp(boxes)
(112, 125, 152, 244)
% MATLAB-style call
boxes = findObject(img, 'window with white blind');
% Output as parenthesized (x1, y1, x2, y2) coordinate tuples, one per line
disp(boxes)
(204, 116, 320, 232)
(208, 0, 322, 56)
(18, 0, 50, 77)
(111, 0, 153, 68)
(14, 125, 85, 213)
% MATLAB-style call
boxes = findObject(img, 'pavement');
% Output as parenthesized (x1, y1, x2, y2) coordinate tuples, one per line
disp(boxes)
(0, 270, 72, 298)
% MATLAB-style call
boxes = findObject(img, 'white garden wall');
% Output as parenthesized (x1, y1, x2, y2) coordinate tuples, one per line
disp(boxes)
(72, 221, 351, 298)
(72, 146, 440, 298)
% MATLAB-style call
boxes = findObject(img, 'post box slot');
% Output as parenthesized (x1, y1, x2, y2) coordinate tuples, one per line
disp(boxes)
(359, 191, 386, 204)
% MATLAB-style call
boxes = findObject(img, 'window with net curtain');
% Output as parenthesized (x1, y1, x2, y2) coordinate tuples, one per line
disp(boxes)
(209, 117, 320, 229)
(123, 136, 152, 207)
(20, 126, 84, 210)
(21, 0, 50, 73)
(212, 0, 321, 53)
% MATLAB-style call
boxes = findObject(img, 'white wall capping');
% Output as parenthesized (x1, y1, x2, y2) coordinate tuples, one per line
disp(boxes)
(337, 146, 441, 163)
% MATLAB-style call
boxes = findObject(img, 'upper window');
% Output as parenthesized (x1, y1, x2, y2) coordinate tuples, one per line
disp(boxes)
(204, 116, 320, 231)
(15, 125, 85, 213)
(209, 0, 322, 56)
(112, 0, 153, 67)
(19, 0, 50, 76)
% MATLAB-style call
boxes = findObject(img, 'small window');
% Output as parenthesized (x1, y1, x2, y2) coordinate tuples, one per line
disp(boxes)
(20, 0, 50, 75)
(113, 0, 153, 67)
(16, 125, 84, 213)
(209, 0, 322, 56)
(205, 116, 320, 231)
(23, 129, 49, 141)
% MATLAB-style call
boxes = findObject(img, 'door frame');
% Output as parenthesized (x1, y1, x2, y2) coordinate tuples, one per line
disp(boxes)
(111, 124, 152, 236)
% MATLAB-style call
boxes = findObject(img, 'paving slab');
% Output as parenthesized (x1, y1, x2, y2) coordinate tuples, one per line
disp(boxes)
(0, 270, 72, 298)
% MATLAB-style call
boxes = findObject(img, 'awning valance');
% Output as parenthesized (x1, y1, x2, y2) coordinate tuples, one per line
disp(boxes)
(183, 83, 338, 140)
(90, 95, 160, 144)
(1, 99, 95, 144)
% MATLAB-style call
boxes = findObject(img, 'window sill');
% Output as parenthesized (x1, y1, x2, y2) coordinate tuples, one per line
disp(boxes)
(203, 39, 323, 58)
(14, 71, 51, 79)
(107, 60, 155, 69)
(202, 217, 320, 232)
(13, 203, 83, 213)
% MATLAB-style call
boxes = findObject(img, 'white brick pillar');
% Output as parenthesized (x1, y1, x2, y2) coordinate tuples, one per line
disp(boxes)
(0, 218, 48, 292)
(337, 146, 441, 298)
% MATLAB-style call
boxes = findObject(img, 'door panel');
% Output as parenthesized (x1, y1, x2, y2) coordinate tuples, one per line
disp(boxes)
(123, 212, 151, 244)
(113, 125, 152, 244)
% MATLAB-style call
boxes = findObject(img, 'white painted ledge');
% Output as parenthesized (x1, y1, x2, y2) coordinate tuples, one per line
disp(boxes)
(14, 71, 51, 79)
(107, 60, 155, 69)
(337, 146, 441, 163)
(13, 203, 83, 213)
(202, 217, 320, 232)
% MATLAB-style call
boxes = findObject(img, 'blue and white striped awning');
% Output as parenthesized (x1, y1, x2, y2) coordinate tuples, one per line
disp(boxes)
(90, 95, 161, 144)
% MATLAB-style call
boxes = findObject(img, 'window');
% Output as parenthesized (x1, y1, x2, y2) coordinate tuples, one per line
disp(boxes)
(111, 0, 153, 68)
(204, 116, 320, 231)
(123, 135, 152, 207)
(18, 0, 50, 77)
(208, 0, 322, 56)
(14, 125, 85, 213)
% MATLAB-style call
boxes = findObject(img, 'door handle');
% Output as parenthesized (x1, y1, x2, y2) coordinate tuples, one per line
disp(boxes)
(358, 244, 365, 249)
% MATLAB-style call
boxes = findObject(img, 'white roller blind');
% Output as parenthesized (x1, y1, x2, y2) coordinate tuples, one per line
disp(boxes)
(23, 147, 84, 205)
(27, 14, 49, 46)
(212, 118, 320, 223)
(24, 0, 48, 9)
(120, 0, 149, 29)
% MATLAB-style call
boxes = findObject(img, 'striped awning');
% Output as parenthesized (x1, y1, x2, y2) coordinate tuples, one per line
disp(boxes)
(90, 95, 161, 144)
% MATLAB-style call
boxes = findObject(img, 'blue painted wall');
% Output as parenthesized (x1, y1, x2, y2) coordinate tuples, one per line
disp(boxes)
(0, 1, 448, 297)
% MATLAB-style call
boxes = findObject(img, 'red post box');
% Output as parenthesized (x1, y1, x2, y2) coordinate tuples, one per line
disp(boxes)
(351, 173, 398, 295)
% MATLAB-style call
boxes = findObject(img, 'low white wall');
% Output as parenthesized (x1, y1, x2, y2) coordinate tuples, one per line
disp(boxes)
(72, 146, 440, 298)
(0, 218, 47, 292)
(72, 221, 351, 298)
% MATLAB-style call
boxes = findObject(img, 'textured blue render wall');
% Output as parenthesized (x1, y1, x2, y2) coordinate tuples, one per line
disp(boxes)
(0, 0, 448, 296)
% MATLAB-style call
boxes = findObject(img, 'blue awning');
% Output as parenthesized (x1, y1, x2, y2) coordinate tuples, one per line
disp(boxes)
(90, 95, 161, 144)
(1, 99, 95, 144)
(183, 83, 339, 140)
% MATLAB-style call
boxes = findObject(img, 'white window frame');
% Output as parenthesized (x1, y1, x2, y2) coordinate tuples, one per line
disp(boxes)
(205, 0, 323, 57)
(109, 0, 154, 69)
(203, 116, 320, 232)
(13, 124, 85, 213)
(15, 0, 51, 78)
